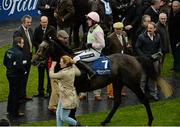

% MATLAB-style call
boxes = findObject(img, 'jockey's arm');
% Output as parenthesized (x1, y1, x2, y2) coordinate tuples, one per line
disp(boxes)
(92, 31, 105, 50)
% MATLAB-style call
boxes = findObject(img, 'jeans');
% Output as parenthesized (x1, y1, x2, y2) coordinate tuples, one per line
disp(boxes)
(56, 100, 77, 126)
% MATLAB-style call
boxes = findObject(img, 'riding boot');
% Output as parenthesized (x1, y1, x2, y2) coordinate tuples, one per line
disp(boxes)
(76, 61, 95, 79)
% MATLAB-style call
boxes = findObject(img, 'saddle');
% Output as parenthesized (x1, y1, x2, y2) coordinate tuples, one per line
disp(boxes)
(89, 56, 112, 76)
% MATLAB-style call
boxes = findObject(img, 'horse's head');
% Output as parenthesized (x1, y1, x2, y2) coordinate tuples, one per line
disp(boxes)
(31, 40, 50, 66)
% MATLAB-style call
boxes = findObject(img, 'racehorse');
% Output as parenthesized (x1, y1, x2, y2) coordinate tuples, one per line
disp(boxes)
(32, 40, 159, 126)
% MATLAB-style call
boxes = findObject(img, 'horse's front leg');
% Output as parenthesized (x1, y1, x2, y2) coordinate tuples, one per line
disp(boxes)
(101, 84, 122, 126)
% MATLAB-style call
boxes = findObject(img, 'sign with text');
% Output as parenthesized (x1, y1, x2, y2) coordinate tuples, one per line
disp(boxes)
(0, 0, 40, 21)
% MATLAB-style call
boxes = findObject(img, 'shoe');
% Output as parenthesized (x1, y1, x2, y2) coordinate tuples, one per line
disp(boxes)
(9, 112, 24, 118)
(95, 96, 102, 101)
(48, 108, 56, 113)
(33, 93, 44, 97)
(44, 93, 50, 98)
(24, 96, 33, 101)
(147, 94, 159, 101)
(79, 95, 86, 100)
(152, 96, 159, 101)
(5, 112, 9, 115)
(108, 95, 114, 99)
(17, 112, 25, 117)
(121, 92, 126, 97)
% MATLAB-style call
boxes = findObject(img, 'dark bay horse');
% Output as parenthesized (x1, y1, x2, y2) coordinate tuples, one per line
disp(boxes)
(32, 40, 159, 126)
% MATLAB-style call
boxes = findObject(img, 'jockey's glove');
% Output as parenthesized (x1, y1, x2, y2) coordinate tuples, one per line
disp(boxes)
(86, 43, 92, 48)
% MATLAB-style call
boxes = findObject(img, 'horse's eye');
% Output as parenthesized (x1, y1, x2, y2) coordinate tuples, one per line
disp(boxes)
(45, 44, 49, 48)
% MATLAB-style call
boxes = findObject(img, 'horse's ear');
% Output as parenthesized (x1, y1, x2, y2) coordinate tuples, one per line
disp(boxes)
(46, 36, 54, 44)
(47, 36, 59, 44)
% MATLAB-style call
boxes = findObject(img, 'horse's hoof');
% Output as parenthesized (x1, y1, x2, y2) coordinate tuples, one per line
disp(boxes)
(148, 122, 152, 126)
(101, 121, 107, 126)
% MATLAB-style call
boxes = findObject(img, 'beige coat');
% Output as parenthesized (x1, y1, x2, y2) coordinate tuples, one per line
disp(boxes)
(49, 65, 81, 109)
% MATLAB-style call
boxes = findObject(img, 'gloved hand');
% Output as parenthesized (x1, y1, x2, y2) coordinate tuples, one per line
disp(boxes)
(86, 43, 92, 48)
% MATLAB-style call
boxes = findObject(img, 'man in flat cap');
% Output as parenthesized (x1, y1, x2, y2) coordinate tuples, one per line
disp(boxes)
(48, 30, 74, 112)
(107, 22, 131, 55)
(106, 22, 132, 99)
(57, 30, 69, 46)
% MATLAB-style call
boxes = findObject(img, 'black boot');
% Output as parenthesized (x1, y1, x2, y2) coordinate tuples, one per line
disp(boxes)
(76, 61, 95, 79)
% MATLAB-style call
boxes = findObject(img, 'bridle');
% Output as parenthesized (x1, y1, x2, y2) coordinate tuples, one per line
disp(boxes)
(34, 40, 50, 67)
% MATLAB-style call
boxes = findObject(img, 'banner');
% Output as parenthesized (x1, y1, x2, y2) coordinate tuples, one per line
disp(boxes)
(0, 0, 40, 22)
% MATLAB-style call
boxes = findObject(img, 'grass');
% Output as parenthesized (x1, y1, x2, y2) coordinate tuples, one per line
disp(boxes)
(161, 54, 173, 77)
(22, 98, 180, 126)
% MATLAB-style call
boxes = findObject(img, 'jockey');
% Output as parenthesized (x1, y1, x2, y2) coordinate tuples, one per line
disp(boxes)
(73, 11, 105, 79)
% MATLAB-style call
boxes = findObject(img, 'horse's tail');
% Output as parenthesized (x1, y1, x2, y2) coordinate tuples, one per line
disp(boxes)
(136, 56, 159, 81)
(136, 56, 173, 98)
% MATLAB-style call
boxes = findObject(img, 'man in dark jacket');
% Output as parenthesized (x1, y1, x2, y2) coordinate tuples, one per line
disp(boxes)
(94, 0, 113, 37)
(134, 14, 151, 54)
(37, 0, 58, 29)
(144, 0, 161, 23)
(3, 37, 27, 117)
(124, 0, 144, 46)
(54, 0, 75, 35)
(168, 0, 180, 72)
(135, 22, 162, 100)
(156, 12, 170, 68)
(33, 16, 57, 98)
(110, 0, 131, 22)
(13, 15, 34, 101)
(73, 0, 91, 49)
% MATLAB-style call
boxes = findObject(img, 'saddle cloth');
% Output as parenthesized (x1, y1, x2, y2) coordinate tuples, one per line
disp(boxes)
(91, 56, 112, 76)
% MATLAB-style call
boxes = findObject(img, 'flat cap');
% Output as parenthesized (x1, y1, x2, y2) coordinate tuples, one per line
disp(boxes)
(113, 22, 124, 29)
(57, 30, 69, 38)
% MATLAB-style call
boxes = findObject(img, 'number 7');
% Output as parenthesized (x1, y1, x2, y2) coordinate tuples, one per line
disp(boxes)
(102, 60, 108, 69)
